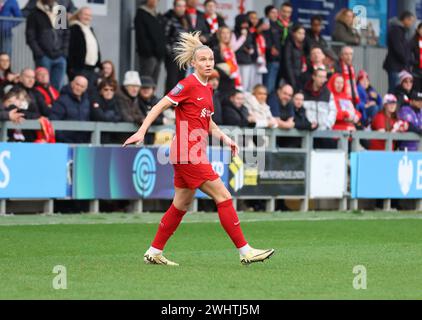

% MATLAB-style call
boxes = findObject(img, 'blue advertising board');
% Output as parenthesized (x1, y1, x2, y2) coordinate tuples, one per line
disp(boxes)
(351, 151, 422, 199)
(73, 146, 230, 200)
(0, 143, 70, 199)
(290, 0, 347, 38)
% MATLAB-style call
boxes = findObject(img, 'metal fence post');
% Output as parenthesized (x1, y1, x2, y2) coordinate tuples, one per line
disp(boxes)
(301, 133, 312, 212)
(338, 133, 349, 211)
(0, 200, 6, 215)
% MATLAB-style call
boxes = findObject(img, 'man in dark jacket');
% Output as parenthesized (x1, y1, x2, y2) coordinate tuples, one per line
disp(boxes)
(15, 68, 49, 118)
(139, 76, 163, 125)
(26, 0, 70, 91)
(50, 75, 91, 143)
(222, 90, 255, 127)
(263, 5, 281, 94)
(384, 11, 416, 93)
(304, 15, 328, 56)
(135, 0, 166, 85)
(267, 83, 295, 130)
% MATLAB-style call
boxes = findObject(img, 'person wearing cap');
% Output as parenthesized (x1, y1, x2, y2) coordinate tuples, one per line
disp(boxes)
(393, 70, 414, 108)
(369, 94, 408, 151)
(139, 76, 164, 125)
(356, 70, 382, 128)
(115, 71, 145, 125)
(398, 91, 422, 151)
(35, 67, 60, 111)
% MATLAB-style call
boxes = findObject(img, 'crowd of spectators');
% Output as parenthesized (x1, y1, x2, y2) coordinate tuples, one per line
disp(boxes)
(0, 0, 420, 150)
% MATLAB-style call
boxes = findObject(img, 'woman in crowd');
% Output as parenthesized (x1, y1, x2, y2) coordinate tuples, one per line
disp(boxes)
(356, 70, 382, 128)
(410, 22, 422, 92)
(67, 7, 101, 90)
(332, 8, 360, 45)
(369, 94, 408, 150)
(243, 84, 277, 129)
(393, 70, 414, 108)
(283, 24, 307, 91)
(327, 73, 361, 132)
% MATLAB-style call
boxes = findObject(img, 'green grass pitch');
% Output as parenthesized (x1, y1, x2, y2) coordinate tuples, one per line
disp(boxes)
(0, 211, 421, 299)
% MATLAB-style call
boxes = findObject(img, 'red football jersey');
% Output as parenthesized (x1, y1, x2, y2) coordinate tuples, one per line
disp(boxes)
(165, 73, 214, 164)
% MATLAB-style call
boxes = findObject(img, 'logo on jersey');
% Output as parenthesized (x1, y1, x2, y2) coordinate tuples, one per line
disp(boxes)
(170, 83, 184, 96)
(200, 108, 213, 118)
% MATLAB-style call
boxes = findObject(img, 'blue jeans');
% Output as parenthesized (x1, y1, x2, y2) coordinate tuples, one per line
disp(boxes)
(36, 56, 67, 90)
(263, 61, 280, 94)
(387, 71, 400, 93)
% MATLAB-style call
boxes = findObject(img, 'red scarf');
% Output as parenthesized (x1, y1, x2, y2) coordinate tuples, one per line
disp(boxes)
(419, 36, 422, 69)
(250, 27, 266, 62)
(186, 6, 197, 28)
(340, 60, 360, 104)
(221, 45, 242, 89)
(205, 14, 218, 34)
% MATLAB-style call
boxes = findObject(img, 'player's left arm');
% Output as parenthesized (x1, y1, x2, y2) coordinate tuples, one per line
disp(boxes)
(209, 118, 239, 156)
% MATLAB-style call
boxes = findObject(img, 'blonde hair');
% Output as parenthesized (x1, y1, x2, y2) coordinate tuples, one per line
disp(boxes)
(174, 31, 210, 70)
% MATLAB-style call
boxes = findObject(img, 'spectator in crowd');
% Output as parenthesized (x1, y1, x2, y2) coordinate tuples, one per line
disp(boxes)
(248, 11, 269, 90)
(327, 73, 361, 132)
(410, 22, 422, 92)
(234, 14, 255, 92)
(263, 5, 281, 94)
(67, 7, 101, 91)
(50, 75, 91, 143)
(203, 0, 226, 47)
(244, 84, 278, 128)
(0, 0, 22, 56)
(303, 68, 336, 148)
(275, 1, 294, 87)
(268, 83, 295, 130)
(163, 0, 190, 93)
(97, 60, 117, 86)
(276, 1, 293, 48)
(22, 0, 77, 17)
(283, 24, 307, 91)
(0, 52, 11, 84)
(301, 46, 326, 85)
(356, 70, 382, 128)
(222, 89, 255, 127)
(292, 91, 317, 131)
(304, 15, 328, 56)
(185, 0, 207, 39)
(323, 47, 338, 78)
(116, 71, 145, 125)
(139, 76, 165, 125)
(207, 69, 223, 124)
(384, 11, 415, 93)
(0, 86, 26, 123)
(91, 78, 122, 123)
(213, 25, 241, 94)
(135, 0, 166, 85)
(332, 8, 360, 45)
(336, 46, 360, 106)
(34, 67, 59, 111)
(394, 70, 414, 108)
(26, 0, 70, 91)
(398, 91, 422, 151)
(16, 68, 49, 117)
(369, 94, 408, 150)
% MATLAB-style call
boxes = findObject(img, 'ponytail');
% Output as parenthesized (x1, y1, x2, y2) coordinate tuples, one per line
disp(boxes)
(174, 31, 209, 70)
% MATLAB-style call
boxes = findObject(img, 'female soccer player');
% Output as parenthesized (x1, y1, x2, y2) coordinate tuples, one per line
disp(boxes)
(123, 32, 275, 266)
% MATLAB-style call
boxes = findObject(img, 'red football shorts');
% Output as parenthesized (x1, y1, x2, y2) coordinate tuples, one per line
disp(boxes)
(173, 163, 220, 189)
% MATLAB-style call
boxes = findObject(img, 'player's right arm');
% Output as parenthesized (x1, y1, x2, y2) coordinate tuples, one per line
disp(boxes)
(123, 97, 173, 146)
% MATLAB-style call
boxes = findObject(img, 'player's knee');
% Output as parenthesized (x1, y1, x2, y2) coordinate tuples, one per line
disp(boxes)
(215, 191, 232, 204)
(174, 201, 192, 212)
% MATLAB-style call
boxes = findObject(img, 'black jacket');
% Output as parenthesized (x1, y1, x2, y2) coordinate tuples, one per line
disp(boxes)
(139, 95, 163, 125)
(294, 106, 313, 130)
(304, 29, 328, 56)
(202, 15, 226, 46)
(16, 83, 50, 118)
(283, 37, 305, 90)
(67, 23, 101, 71)
(384, 19, 412, 72)
(91, 96, 122, 123)
(234, 15, 255, 65)
(26, 6, 70, 60)
(222, 101, 252, 127)
(135, 6, 166, 59)
(263, 20, 282, 63)
(212, 91, 223, 125)
(163, 10, 190, 56)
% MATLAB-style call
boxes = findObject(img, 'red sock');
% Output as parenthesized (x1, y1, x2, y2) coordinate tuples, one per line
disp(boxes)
(151, 204, 187, 250)
(217, 199, 248, 249)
